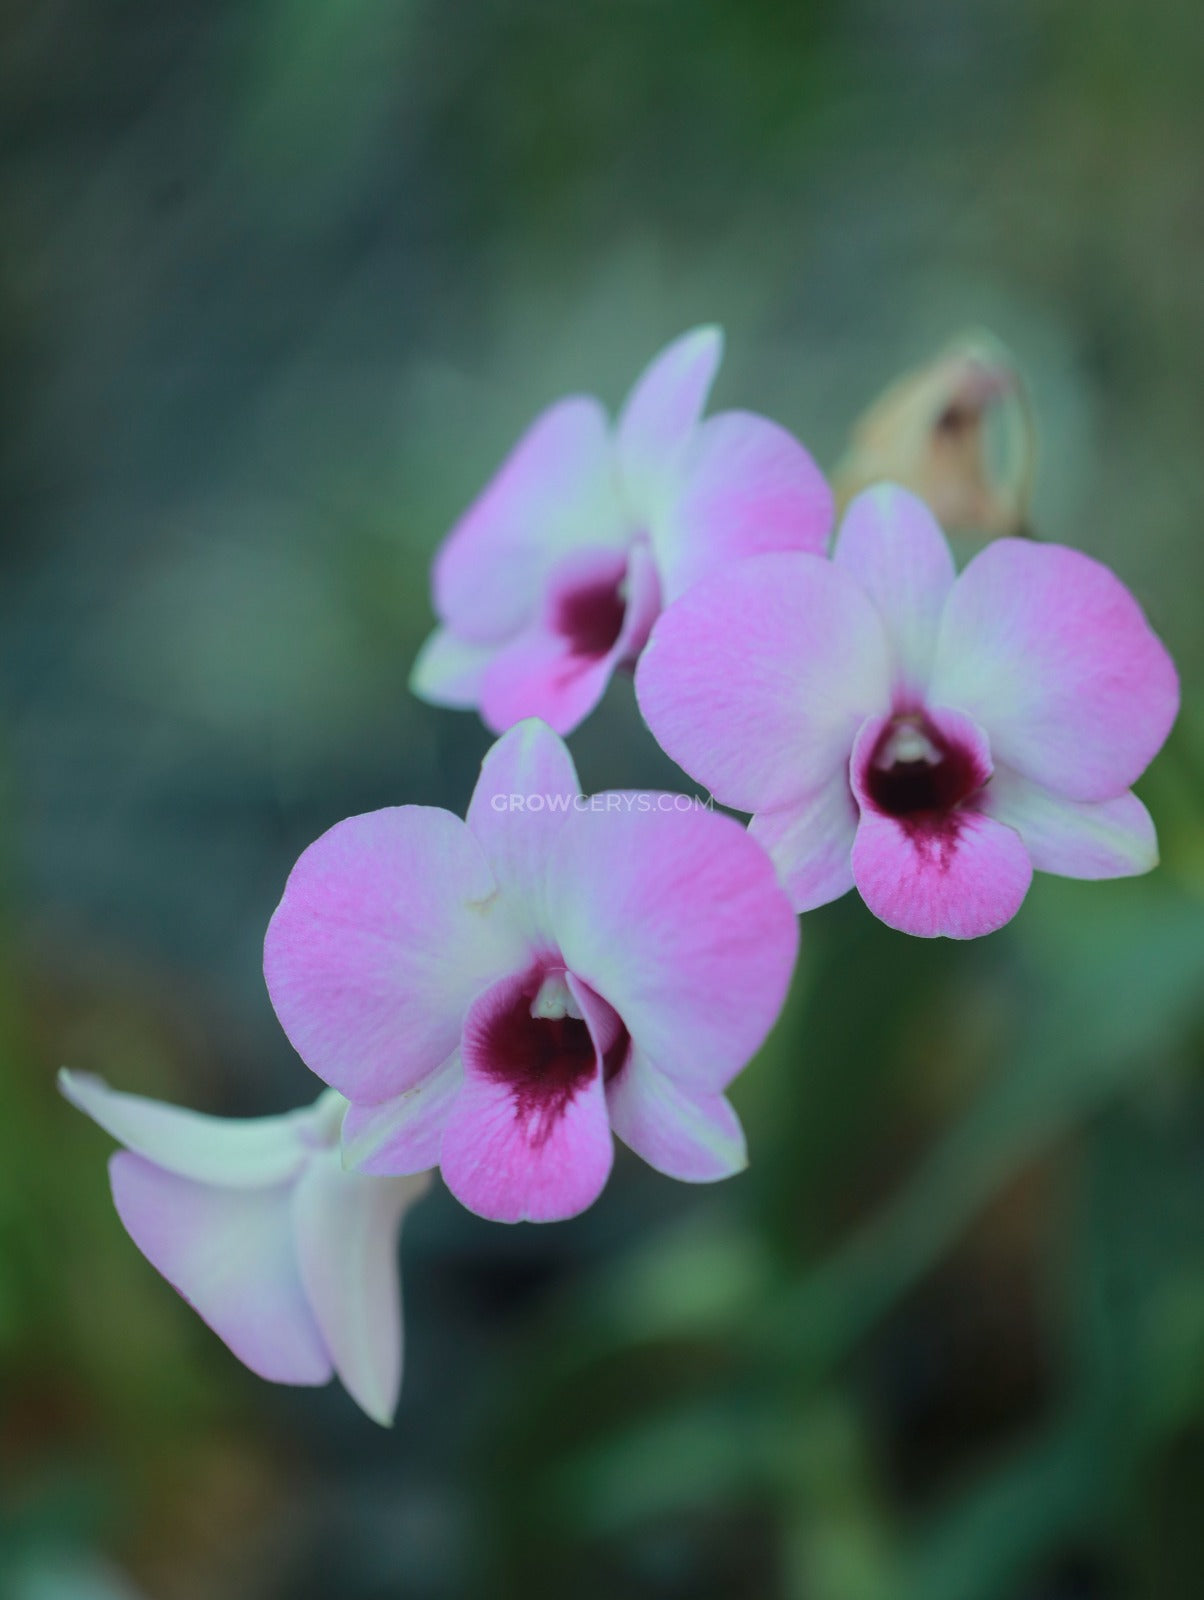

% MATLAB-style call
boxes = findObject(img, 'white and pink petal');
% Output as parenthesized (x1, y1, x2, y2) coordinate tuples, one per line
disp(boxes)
(409, 627, 495, 710)
(545, 802, 798, 1095)
(833, 485, 955, 702)
(748, 775, 859, 914)
(653, 410, 832, 603)
(980, 767, 1158, 879)
(341, 1053, 463, 1176)
(930, 540, 1179, 801)
(606, 1052, 747, 1182)
(108, 1152, 332, 1386)
(636, 552, 892, 814)
(465, 719, 582, 932)
(292, 1151, 430, 1426)
(264, 806, 527, 1105)
(617, 326, 723, 520)
(59, 1070, 310, 1188)
(432, 396, 630, 644)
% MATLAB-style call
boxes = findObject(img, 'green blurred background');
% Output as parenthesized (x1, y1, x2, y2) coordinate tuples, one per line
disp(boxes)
(2, 1, 1203, 1596)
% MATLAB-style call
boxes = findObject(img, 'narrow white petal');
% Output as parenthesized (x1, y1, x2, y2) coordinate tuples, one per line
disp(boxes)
(292, 1150, 432, 1426)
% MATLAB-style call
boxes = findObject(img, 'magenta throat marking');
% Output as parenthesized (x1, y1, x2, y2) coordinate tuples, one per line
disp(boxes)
(476, 969, 629, 1148)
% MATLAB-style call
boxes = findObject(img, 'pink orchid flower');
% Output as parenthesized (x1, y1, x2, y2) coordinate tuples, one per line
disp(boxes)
(410, 327, 832, 734)
(264, 719, 798, 1223)
(59, 1070, 429, 1425)
(636, 484, 1179, 939)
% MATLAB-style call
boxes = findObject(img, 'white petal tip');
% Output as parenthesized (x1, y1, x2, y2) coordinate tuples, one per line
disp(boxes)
(355, 1397, 397, 1428)
(58, 1068, 107, 1117)
(344, 1376, 400, 1428)
(408, 628, 491, 710)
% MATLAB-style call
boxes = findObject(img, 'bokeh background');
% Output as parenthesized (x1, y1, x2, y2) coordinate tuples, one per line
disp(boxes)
(3, 1, 1203, 1596)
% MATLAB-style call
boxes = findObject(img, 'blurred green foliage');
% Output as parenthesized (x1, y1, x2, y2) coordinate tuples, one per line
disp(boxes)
(1, 0, 1202, 1596)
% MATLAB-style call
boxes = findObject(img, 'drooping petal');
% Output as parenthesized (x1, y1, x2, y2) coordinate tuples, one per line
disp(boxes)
(409, 627, 495, 709)
(433, 396, 630, 643)
(264, 806, 527, 1104)
(606, 1050, 746, 1181)
(653, 410, 833, 603)
(342, 1054, 463, 1175)
(617, 326, 723, 519)
(59, 1070, 310, 1188)
(439, 969, 615, 1222)
(108, 1152, 331, 1385)
(980, 767, 1159, 879)
(849, 711, 1032, 938)
(292, 1149, 431, 1426)
(747, 774, 859, 913)
(546, 802, 799, 1094)
(832, 484, 955, 701)
(930, 540, 1180, 800)
(636, 553, 891, 813)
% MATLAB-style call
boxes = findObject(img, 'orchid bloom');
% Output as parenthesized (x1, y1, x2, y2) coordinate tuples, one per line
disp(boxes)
(59, 1070, 429, 1425)
(263, 719, 798, 1223)
(636, 485, 1179, 939)
(410, 327, 832, 735)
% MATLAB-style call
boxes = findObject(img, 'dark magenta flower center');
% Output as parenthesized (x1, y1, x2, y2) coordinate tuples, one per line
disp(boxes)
(553, 576, 627, 660)
(476, 970, 629, 1146)
(865, 715, 983, 820)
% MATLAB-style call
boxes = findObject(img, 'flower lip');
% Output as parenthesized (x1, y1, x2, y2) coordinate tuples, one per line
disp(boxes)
(864, 712, 987, 822)
(553, 572, 628, 660)
(469, 963, 629, 1150)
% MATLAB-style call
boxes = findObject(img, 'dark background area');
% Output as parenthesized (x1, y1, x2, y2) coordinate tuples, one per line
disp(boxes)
(2, 1, 1203, 1596)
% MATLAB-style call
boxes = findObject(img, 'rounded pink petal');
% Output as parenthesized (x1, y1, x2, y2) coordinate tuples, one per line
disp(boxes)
(341, 1054, 463, 1175)
(264, 806, 527, 1104)
(409, 627, 495, 709)
(606, 1051, 747, 1181)
(292, 1151, 431, 1425)
(851, 805, 1033, 939)
(617, 326, 723, 516)
(439, 970, 615, 1223)
(636, 553, 891, 813)
(832, 484, 955, 701)
(930, 540, 1179, 800)
(433, 396, 630, 643)
(849, 711, 1032, 938)
(747, 774, 859, 914)
(59, 1070, 310, 1188)
(545, 802, 799, 1094)
(980, 767, 1158, 879)
(654, 410, 833, 603)
(109, 1152, 332, 1386)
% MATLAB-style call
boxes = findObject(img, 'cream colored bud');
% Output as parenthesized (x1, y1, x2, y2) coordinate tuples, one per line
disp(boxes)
(833, 332, 1036, 538)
